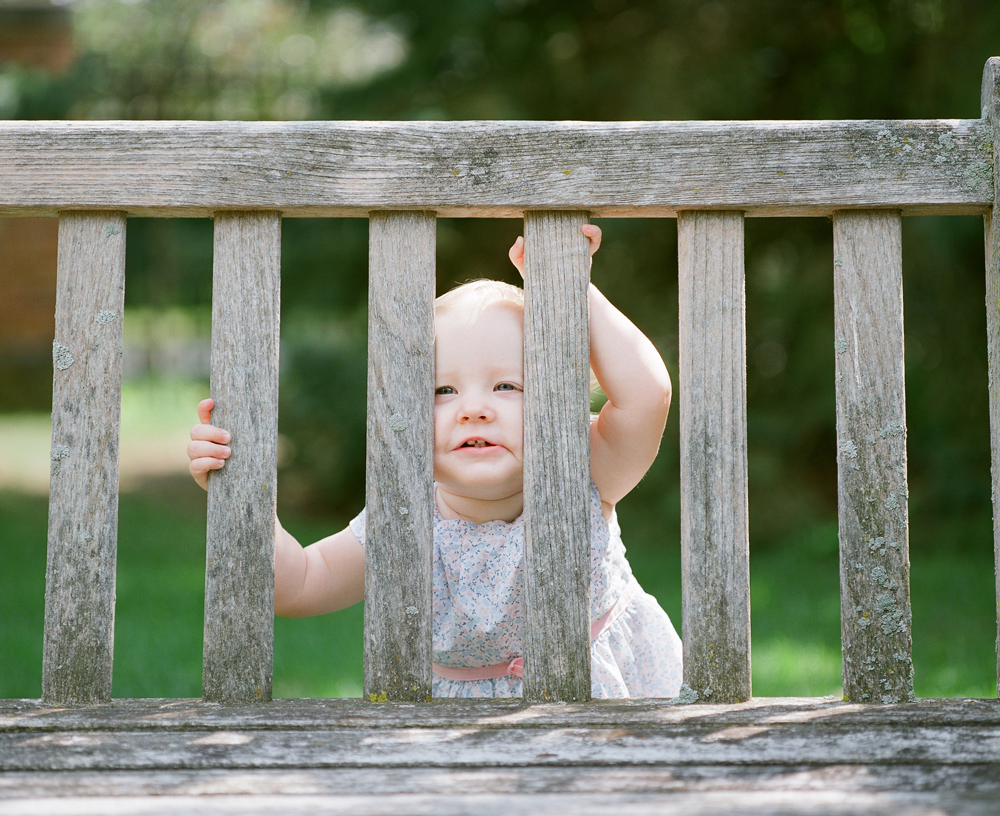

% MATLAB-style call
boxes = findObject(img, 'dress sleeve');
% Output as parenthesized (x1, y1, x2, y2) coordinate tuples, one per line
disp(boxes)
(348, 507, 367, 547)
(589, 480, 610, 544)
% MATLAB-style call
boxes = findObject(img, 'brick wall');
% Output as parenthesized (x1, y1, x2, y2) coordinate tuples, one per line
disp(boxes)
(0, 3, 75, 409)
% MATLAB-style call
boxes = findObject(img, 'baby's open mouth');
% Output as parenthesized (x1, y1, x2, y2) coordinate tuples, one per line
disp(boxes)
(461, 440, 492, 448)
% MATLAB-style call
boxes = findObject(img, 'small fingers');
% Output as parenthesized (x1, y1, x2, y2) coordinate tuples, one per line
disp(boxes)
(189, 456, 227, 475)
(190, 422, 231, 445)
(197, 397, 214, 426)
(188, 456, 226, 492)
(512, 229, 597, 275)
(187, 438, 231, 463)
(582, 224, 602, 256)
(190, 399, 230, 492)
(187, 440, 231, 492)
(508, 235, 525, 278)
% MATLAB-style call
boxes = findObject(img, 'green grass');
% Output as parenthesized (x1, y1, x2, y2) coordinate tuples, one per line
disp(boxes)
(2, 481, 995, 699)
(0, 483, 364, 699)
(748, 531, 997, 699)
(0, 377, 209, 494)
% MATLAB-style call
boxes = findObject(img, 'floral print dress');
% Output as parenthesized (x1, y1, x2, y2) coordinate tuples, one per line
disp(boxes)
(349, 482, 683, 698)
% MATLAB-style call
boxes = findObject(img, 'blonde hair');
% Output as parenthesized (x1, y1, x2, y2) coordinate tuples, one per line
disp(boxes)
(434, 279, 524, 317)
(435, 278, 602, 406)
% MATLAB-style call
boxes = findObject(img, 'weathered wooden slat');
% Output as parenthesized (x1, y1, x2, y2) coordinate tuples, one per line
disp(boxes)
(677, 211, 751, 704)
(522, 211, 592, 703)
(6, 697, 1000, 732)
(832, 211, 914, 704)
(1, 792, 998, 816)
(0, 119, 991, 218)
(42, 212, 127, 705)
(5, 764, 1000, 799)
(203, 212, 281, 705)
(6, 717, 1000, 771)
(8, 699, 1000, 815)
(982, 57, 1000, 696)
(364, 212, 435, 702)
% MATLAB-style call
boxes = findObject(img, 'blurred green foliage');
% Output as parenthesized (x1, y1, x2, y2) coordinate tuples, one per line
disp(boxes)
(2, 3, 998, 555)
(7, 0, 997, 122)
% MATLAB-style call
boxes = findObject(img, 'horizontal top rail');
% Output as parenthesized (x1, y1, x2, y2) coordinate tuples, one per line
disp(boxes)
(0, 118, 992, 218)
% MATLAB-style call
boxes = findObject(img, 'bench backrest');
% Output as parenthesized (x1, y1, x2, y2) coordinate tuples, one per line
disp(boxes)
(3, 57, 998, 706)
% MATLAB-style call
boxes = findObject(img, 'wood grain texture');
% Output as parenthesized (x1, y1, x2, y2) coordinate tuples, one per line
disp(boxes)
(364, 212, 435, 702)
(6, 719, 1000, 771)
(833, 211, 914, 704)
(42, 212, 126, 705)
(6, 695, 1000, 812)
(5, 696, 1000, 731)
(522, 211, 592, 702)
(4, 698, 1000, 776)
(5, 764, 1000, 800)
(677, 211, 751, 704)
(1, 790, 998, 816)
(203, 212, 281, 705)
(982, 57, 1000, 697)
(0, 119, 991, 218)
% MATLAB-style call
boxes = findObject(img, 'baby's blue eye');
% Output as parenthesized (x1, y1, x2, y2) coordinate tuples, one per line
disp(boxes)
(435, 386, 455, 396)
(496, 383, 517, 392)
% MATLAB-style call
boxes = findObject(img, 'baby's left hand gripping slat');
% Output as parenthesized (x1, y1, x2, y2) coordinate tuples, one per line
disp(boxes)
(203, 211, 281, 705)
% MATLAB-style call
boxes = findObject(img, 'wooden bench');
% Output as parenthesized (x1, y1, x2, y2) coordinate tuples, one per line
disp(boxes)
(2, 57, 1000, 816)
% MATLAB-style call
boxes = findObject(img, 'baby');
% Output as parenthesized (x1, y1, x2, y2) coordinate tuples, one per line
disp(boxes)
(189, 224, 683, 698)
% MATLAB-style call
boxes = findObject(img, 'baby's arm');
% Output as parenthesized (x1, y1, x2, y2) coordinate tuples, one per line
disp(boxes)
(509, 226, 671, 507)
(188, 398, 365, 617)
(586, 252, 671, 506)
(272, 521, 365, 617)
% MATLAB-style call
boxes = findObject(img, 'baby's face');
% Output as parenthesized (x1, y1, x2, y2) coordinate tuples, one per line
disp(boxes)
(433, 305, 524, 502)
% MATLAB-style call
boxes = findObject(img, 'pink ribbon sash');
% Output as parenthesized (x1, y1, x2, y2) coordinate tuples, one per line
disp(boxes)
(432, 576, 643, 682)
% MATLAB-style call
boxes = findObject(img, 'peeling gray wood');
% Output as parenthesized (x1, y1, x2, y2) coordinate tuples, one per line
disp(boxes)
(6, 699, 1000, 815)
(5, 697, 1000, 732)
(832, 211, 914, 704)
(6, 710, 1000, 772)
(6, 724, 1000, 772)
(677, 211, 751, 704)
(42, 212, 127, 705)
(3, 791, 1000, 816)
(203, 212, 281, 705)
(364, 212, 435, 702)
(0, 119, 991, 218)
(982, 57, 1000, 697)
(522, 211, 592, 703)
(4, 792, 995, 816)
(5, 764, 1000, 799)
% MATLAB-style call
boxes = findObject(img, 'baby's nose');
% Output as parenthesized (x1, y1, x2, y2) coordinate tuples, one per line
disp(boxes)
(458, 400, 494, 422)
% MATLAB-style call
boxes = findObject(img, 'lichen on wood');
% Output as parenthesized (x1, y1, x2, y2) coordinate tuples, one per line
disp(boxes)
(833, 210, 914, 704)
(43, 211, 127, 705)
